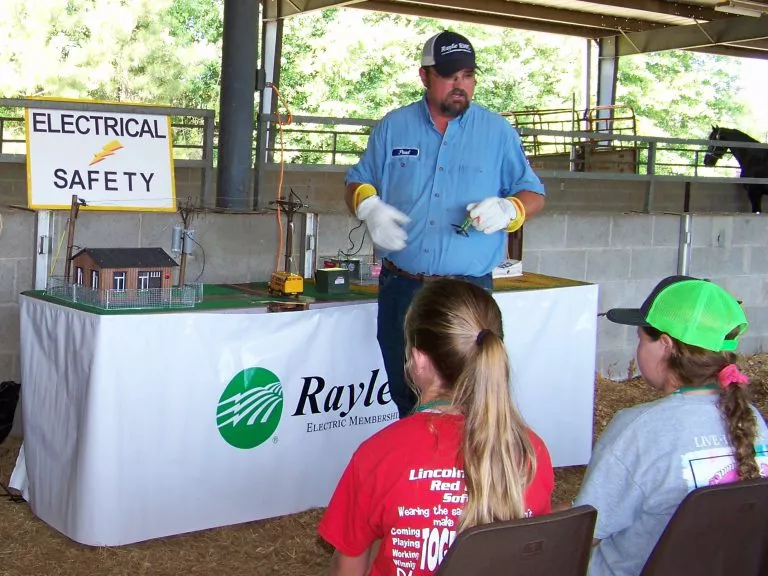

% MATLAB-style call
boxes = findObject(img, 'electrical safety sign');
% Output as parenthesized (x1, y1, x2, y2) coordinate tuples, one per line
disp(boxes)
(25, 103, 176, 211)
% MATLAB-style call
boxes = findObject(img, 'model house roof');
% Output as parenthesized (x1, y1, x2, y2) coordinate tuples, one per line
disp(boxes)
(72, 248, 179, 269)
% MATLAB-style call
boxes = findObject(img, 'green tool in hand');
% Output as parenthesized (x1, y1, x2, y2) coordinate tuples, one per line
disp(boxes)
(452, 216, 473, 237)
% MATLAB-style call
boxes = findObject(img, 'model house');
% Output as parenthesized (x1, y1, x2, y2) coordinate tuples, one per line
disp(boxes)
(71, 247, 178, 292)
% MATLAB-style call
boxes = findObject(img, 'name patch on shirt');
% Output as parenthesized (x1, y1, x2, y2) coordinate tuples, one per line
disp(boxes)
(391, 148, 419, 158)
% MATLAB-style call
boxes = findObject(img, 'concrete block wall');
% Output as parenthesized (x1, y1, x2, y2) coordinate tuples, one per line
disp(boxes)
(0, 162, 27, 207)
(0, 206, 373, 386)
(261, 166, 752, 215)
(38, 210, 367, 286)
(0, 207, 35, 382)
(539, 177, 750, 214)
(1, 161, 751, 215)
(2, 162, 766, 387)
(525, 212, 768, 380)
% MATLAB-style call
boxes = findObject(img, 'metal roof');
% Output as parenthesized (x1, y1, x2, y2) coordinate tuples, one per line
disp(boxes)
(73, 248, 179, 269)
(263, 0, 768, 59)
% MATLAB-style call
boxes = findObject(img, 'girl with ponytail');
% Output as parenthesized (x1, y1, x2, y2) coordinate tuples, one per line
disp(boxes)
(319, 278, 554, 576)
(575, 275, 768, 576)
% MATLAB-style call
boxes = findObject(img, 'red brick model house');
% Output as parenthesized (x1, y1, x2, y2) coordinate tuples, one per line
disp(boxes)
(71, 248, 178, 292)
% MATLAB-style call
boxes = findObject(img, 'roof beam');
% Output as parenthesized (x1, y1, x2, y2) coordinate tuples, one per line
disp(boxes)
(569, 0, 726, 21)
(378, 0, 663, 32)
(263, 0, 363, 21)
(354, 1, 609, 37)
(691, 44, 768, 60)
(615, 14, 768, 56)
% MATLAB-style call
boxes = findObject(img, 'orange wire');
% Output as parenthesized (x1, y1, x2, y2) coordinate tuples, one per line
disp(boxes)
(269, 83, 293, 272)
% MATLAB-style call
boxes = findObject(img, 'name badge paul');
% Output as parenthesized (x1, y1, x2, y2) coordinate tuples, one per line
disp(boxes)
(25, 104, 176, 211)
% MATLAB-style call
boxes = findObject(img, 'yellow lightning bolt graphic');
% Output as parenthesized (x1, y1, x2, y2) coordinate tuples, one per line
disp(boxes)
(89, 140, 123, 166)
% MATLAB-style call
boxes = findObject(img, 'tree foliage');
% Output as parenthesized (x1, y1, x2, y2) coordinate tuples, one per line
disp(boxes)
(617, 49, 745, 139)
(0, 0, 221, 106)
(280, 10, 583, 119)
(0, 1, 752, 156)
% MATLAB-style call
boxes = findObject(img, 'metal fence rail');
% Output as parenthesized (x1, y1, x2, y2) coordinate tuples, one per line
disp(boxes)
(3, 101, 768, 210)
(254, 113, 768, 180)
(46, 277, 204, 310)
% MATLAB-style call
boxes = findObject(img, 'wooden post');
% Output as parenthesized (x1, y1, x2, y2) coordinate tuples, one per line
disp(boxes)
(178, 242, 188, 287)
(284, 210, 294, 273)
(177, 202, 193, 287)
(64, 194, 81, 283)
(507, 227, 524, 262)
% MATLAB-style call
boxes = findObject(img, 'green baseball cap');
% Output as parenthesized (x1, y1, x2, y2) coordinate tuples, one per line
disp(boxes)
(607, 275, 748, 352)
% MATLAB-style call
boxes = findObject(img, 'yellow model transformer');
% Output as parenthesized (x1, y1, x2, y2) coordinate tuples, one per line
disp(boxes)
(268, 271, 304, 297)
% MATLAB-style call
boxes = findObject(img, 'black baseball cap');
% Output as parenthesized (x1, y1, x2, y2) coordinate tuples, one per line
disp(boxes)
(421, 31, 476, 78)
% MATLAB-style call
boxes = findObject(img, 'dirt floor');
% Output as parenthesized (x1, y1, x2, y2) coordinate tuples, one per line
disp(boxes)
(2, 356, 767, 576)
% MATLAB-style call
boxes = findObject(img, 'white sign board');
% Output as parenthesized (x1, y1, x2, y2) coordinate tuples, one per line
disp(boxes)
(25, 105, 176, 211)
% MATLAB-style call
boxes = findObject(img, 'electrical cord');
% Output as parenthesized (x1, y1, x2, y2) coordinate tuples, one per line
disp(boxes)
(49, 222, 68, 276)
(340, 221, 367, 257)
(268, 82, 294, 272)
(187, 233, 206, 283)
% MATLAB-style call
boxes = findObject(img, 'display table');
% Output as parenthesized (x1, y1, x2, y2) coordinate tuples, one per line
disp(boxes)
(10, 275, 598, 546)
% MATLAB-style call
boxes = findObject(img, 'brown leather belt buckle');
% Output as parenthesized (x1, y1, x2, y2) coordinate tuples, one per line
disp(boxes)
(383, 259, 444, 282)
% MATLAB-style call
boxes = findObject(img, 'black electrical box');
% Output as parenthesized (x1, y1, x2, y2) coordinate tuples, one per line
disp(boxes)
(323, 258, 362, 282)
(315, 268, 350, 294)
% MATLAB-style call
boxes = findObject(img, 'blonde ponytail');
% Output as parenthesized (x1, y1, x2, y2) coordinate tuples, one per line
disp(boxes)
(455, 331, 535, 530)
(404, 279, 536, 533)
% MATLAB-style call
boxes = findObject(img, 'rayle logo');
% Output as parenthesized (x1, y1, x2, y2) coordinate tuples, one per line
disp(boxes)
(217, 367, 283, 449)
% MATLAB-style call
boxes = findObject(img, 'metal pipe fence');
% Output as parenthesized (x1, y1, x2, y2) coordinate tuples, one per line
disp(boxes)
(3, 101, 768, 208)
(46, 276, 203, 310)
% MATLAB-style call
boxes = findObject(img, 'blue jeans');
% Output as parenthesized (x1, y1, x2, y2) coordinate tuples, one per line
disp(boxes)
(376, 266, 493, 418)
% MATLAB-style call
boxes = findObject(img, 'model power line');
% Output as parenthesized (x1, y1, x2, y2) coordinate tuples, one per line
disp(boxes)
(268, 190, 306, 298)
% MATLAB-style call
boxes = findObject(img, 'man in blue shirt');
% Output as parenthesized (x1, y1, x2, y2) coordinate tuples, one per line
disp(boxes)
(345, 30, 546, 417)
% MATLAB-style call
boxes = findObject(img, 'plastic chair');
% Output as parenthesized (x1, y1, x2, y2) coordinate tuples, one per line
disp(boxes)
(437, 505, 597, 576)
(640, 477, 768, 576)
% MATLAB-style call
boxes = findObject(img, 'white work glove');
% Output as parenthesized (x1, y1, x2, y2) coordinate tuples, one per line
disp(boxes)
(356, 196, 410, 252)
(466, 197, 518, 234)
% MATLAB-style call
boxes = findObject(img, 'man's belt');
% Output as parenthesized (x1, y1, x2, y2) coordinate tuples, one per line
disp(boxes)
(381, 259, 454, 282)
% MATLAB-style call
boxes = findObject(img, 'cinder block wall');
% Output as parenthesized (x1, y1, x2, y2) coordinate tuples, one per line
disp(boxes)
(1, 162, 765, 386)
(525, 212, 768, 379)
(260, 165, 752, 215)
(0, 208, 34, 381)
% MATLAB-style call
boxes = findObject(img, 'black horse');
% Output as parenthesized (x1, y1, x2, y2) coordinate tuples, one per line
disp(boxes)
(703, 126, 768, 213)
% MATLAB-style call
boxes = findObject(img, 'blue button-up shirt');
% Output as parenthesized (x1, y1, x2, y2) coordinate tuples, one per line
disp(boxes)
(347, 97, 545, 277)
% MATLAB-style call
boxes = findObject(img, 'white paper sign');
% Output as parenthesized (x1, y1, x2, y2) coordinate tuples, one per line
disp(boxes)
(25, 104, 176, 211)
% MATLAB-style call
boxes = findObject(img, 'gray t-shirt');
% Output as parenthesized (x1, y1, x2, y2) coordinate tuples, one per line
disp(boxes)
(574, 393, 768, 576)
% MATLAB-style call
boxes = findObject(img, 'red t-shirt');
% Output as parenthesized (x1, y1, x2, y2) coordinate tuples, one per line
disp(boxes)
(318, 412, 554, 576)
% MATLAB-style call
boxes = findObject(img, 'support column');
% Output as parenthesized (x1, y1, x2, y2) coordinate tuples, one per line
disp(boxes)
(216, 0, 259, 210)
(596, 36, 619, 133)
(254, 17, 284, 209)
(583, 38, 592, 113)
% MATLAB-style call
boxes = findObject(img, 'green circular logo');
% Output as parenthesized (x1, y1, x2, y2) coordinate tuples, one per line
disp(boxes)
(217, 367, 283, 449)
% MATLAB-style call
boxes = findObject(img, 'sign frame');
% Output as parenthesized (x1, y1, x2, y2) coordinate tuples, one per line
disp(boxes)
(25, 98, 177, 212)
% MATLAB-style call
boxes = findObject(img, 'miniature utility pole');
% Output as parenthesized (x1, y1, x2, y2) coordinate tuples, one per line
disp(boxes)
(271, 193, 305, 273)
(177, 202, 195, 287)
(64, 194, 82, 282)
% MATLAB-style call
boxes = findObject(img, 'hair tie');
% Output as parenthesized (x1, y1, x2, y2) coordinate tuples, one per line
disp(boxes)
(717, 364, 749, 389)
(476, 329, 492, 346)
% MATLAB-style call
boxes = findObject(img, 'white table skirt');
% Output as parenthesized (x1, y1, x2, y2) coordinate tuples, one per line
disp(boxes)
(11, 283, 597, 546)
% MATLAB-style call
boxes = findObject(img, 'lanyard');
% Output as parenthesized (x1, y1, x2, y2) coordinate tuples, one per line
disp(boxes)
(414, 399, 453, 412)
(674, 384, 719, 394)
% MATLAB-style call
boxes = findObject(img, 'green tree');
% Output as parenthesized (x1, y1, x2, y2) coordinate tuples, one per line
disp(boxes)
(0, 2, 752, 165)
(616, 50, 744, 174)
(277, 9, 584, 161)
(0, 0, 220, 106)
(617, 50, 744, 138)
(280, 9, 583, 118)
